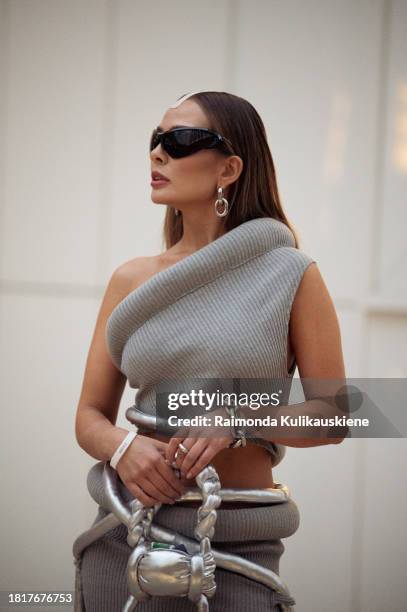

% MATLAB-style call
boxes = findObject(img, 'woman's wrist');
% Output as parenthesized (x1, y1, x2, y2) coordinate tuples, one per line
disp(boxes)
(76, 406, 139, 463)
(102, 426, 135, 462)
(110, 429, 139, 469)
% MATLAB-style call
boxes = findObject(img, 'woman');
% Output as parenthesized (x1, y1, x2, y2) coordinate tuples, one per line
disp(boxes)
(74, 90, 346, 611)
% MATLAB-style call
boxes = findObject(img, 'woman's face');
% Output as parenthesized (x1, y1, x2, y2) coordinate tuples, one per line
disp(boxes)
(150, 100, 233, 211)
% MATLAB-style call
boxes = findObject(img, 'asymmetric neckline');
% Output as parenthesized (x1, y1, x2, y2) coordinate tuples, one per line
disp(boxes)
(108, 217, 294, 321)
(105, 216, 296, 369)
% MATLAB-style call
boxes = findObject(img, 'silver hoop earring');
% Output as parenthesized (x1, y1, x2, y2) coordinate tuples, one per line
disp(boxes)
(214, 187, 229, 217)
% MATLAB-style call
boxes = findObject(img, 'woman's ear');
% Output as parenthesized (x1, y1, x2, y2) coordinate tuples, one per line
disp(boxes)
(219, 155, 244, 187)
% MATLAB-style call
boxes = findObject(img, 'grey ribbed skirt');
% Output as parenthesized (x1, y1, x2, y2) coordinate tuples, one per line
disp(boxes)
(79, 498, 300, 611)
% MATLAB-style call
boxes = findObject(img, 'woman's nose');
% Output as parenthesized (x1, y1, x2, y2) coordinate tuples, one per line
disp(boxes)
(150, 144, 166, 161)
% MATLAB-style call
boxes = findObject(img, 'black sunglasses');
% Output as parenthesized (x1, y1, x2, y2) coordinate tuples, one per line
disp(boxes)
(149, 127, 234, 159)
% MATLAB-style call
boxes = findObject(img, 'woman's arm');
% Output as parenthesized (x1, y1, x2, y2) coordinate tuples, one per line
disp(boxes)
(242, 262, 348, 447)
(74, 263, 132, 461)
(290, 262, 345, 382)
(74, 259, 187, 505)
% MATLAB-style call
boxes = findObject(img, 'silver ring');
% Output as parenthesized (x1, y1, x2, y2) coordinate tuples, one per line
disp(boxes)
(177, 442, 189, 454)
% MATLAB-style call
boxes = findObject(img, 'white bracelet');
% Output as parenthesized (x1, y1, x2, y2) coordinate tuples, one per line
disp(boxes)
(110, 428, 139, 470)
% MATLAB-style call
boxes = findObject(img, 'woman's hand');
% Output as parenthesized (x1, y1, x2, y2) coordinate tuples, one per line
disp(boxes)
(115, 434, 187, 507)
(165, 407, 235, 481)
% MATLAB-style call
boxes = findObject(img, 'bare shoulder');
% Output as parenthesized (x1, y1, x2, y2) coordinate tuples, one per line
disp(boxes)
(111, 248, 185, 299)
(110, 255, 158, 298)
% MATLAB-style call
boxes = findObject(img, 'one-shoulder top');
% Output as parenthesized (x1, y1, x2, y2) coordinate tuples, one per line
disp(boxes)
(105, 216, 316, 467)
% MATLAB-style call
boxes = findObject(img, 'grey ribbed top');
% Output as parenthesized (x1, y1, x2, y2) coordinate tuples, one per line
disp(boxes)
(105, 217, 316, 466)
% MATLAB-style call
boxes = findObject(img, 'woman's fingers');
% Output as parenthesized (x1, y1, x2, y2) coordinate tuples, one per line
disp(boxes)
(138, 476, 179, 505)
(175, 438, 208, 475)
(173, 437, 199, 472)
(166, 436, 184, 464)
(128, 482, 162, 507)
(166, 426, 190, 463)
(184, 445, 217, 479)
(178, 438, 230, 479)
(155, 458, 186, 497)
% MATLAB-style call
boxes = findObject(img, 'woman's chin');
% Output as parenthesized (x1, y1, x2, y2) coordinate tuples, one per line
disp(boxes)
(151, 194, 171, 204)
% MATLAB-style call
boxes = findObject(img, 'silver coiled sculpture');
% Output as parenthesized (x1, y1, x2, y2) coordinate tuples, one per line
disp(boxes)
(73, 405, 296, 611)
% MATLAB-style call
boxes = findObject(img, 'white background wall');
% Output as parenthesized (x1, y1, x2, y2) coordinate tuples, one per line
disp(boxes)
(0, 1, 406, 611)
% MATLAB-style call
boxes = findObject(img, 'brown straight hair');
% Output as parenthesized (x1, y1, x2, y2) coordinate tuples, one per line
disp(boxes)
(162, 91, 299, 249)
